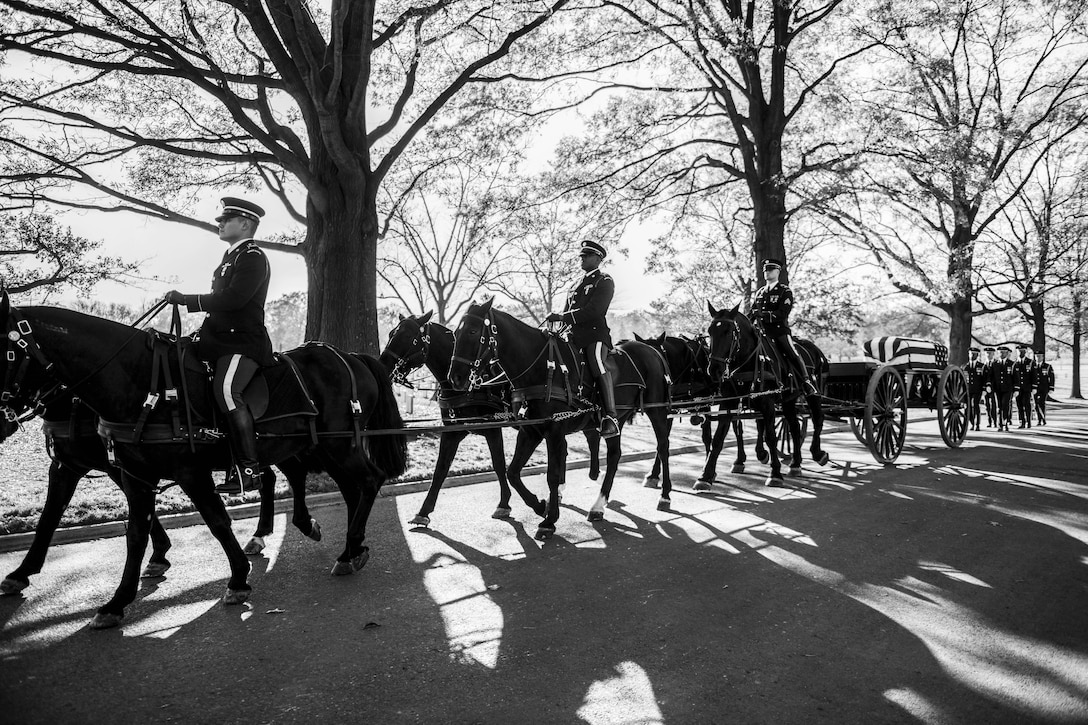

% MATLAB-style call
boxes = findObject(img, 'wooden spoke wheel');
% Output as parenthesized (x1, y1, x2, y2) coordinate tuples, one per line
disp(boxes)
(849, 409, 867, 445)
(775, 415, 808, 460)
(864, 366, 907, 464)
(937, 365, 969, 448)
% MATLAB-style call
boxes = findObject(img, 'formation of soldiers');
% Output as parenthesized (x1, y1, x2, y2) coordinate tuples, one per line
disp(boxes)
(964, 345, 1056, 432)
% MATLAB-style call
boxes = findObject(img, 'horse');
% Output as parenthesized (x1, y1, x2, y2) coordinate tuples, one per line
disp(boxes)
(447, 298, 671, 539)
(0, 390, 322, 596)
(632, 332, 750, 484)
(0, 292, 408, 628)
(380, 312, 601, 529)
(704, 302, 829, 486)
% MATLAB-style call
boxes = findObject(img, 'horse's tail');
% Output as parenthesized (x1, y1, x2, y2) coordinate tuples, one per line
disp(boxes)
(356, 352, 409, 480)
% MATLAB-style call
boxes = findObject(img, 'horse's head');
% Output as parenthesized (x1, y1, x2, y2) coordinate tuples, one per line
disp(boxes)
(448, 298, 496, 392)
(380, 311, 434, 385)
(0, 290, 59, 441)
(706, 301, 757, 382)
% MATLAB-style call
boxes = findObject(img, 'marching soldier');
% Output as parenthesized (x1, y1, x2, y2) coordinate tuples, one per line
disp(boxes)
(965, 346, 986, 431)
(750, 258, 817, 396)
(989, 346, 1016, 431)
(982, 346, 998, 427)
(165, 196, 275, 495)
(1034, 349, 1055, 425)
(1013, 345, 1037, 428)
(546, 240, 620, 438)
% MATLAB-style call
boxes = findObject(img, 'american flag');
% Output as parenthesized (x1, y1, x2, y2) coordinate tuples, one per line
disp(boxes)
(863, 337, 948, 369)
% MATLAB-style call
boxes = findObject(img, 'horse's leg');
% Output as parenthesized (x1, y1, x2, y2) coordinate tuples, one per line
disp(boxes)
(482, 428, 514, 520)
(175, 467, 253, 599)
(245, 467, 279, 555)
(755, 417, 769, 464)
(650, 411, 672, 510)
(701, 418, 712, 453)
(807, 392, 829, 466)
(2, 459, 85, 595)
(732, 418, 746, 473)
(276, 456, 322, 542)
(508, 429, 546, 517)
(325, 452, 382, 575)
(580, 428, 600, 481)
(782, 401, 803, 475)
(588, 430, 622, 522)
(762, 400, 785, 487)
(643, 418, 671, 489)
(536, 431, 567, 539)
(695, 412, 732, 490)
(409, 430, 468, 528)
(90, 473, 161, 629)
(314, 443, 367, 575)
(139, 469, 173, 577)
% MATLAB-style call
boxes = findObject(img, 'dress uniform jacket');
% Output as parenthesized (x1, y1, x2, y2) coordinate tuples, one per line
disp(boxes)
(1036, 363, 1055, 394)
(1013, 358, 1037, 391)
(751, 282, 794, 337)
(965, 360, 987, 396)
(560, 269, 615, 349)
(989, 358, 1017, 393)
(184, 239, 275, 366)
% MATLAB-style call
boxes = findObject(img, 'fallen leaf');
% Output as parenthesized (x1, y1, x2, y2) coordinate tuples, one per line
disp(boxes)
(363, 621, 381, 630)
(266, 608, 285, 614)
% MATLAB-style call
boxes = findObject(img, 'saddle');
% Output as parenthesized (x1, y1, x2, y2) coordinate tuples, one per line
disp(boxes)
(508, 334, 646, 411)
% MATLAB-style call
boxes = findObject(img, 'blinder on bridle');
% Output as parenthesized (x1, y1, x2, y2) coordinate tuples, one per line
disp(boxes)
(452, 312, 497, 390)
(385, 318, 432, 387)
(707, 316, 742, 380)
(0, 309, 61, 424)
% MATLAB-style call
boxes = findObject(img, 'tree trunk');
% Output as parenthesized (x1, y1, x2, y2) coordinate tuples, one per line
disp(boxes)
(303, 183, 381, 355)
(1073, 286, 1083, 399)
(1030, 297, 1046, 353)
(947, 296, 973, 365)
(946, 223, 976, 364)
(750, 179, 788, 284)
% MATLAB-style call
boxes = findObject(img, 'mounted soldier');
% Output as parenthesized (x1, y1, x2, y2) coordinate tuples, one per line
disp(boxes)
(1013, 344, 1037, 429)
(165, 196, 274, 495)
(982, 346, 998, 427)
(989, 345, 1016, 432)
(750, 258, 817, 396)
(1034, 349, 1055, 426)
(545, 240, 620, 439)
(965, 346, 986, 432)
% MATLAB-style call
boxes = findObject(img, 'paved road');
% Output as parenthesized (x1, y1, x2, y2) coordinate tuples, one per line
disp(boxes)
(2, 409, 1087, 724)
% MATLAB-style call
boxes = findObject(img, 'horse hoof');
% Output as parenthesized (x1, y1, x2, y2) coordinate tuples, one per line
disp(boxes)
(307, 519, 322, 542)
(89, 612, 123, 630)
(643, 476, 660, 489)
(1, 577, 29, 595)
(587, 510, 604, 522)
(491, 507, 512, 520)
(352, 548, 370, 571)
(534, 526, 555, 541)
(766, 476, 786, 488)
(531, 501, 547, 517)
(817, 452, 830, 466)
(140, 561, 171, 578)
(409, 514, 431, 527)
(757, 452, 769, 464)
(692, 480, 712, 492)
(330, 561, 355, 576)
(731, 463, 745, 474)
(656, 498, 670, 511)
(789, 466, 802, 477)
(243, 537, 265, 556)
(223, 588, 250, 605)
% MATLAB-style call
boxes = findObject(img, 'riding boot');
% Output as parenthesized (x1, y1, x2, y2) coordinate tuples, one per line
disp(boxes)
(217, 407, 260, 495)
(780, 340, 817, 396)
(596, 371, 620, 439)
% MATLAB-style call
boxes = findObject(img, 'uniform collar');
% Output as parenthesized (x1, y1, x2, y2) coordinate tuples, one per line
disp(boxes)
(226, 237, 255, 256)
(582, 268, 601, 281)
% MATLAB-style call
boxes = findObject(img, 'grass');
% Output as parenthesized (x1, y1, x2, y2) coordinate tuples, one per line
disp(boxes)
(0, 394, 700, 535)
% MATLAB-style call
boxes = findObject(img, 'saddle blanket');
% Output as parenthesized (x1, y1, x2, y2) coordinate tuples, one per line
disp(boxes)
(863, 337, 948, 369)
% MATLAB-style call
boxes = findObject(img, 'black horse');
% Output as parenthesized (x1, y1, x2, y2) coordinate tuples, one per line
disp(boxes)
(448, 299, 671, 539)
(704, 302, 829, 486)
(380, 312, 601, 529)
(633, 332, 750, 485)
(0, 293, 407, 628)
(0, 391, 321, 596)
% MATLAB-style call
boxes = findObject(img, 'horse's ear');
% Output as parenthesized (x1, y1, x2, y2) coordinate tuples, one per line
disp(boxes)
(707, 301, 718, 316)
(634, 332, 645, 342)
(655, 332, 666, 345)
(398, 312, 405, 321)
(482, 296, 495, 311)
(730, 303, 740, 314)
(420, 310, 433, 325)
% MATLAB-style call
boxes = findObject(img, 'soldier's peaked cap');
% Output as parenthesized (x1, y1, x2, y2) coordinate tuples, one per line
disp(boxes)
(983, 346, 995, 351)
(216, 196, 265, 223)
(998, 345, 1011, 351)
(762, 258, 784, 269)
(579, 240, 607, 258)
(969, 346, 980, 352)
(1016, 344, 1029, 350)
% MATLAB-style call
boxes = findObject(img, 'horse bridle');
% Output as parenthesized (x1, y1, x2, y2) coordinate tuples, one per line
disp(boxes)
(452, 312, 500, 390)
(1, 308, 64, 423)
(707, 317, 757, 381)
(385, 319, 433, 387)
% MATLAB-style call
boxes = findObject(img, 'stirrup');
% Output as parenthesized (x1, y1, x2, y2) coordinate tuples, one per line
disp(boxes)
(600, 415, 620, 439)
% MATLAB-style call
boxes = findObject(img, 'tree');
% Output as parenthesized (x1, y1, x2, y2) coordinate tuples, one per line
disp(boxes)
(0, 211, 138, 296)
(548, 0, 880, 284)
(843, 0, 1088, 362)
(0, 0, 572, 353)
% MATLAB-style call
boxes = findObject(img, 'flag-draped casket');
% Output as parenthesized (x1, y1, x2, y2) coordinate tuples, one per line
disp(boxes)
(862, 337, 948, 370)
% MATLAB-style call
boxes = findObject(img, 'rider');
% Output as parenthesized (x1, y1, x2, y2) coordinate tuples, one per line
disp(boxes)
(751, 258, 817, 396)
(165, 196, 275, 495)
(546, 240, 620, 439)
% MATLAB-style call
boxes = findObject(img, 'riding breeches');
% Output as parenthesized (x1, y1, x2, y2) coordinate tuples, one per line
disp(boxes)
(213, 354, 260, 413)
(772, 334, 809, 383)
(582, 341, 609, 377)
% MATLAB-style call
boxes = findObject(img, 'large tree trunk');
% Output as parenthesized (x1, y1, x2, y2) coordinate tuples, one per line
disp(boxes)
(1030, 297, 1046, 353)
(751, 182, 788, 284)
(947, 224, 976, 364)
(1073, 286, 1083, 399)
(303, 182, 381, 355)
(947, 296, 973, 365)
